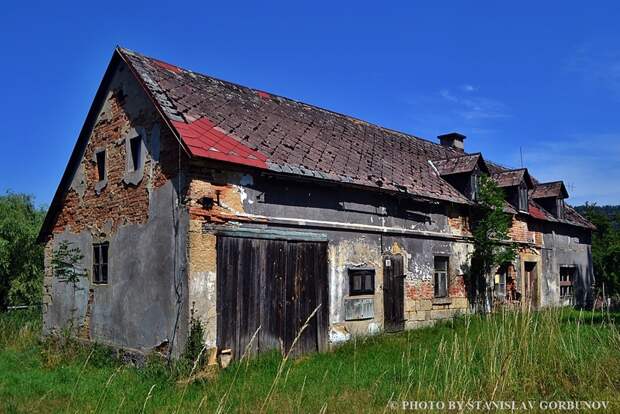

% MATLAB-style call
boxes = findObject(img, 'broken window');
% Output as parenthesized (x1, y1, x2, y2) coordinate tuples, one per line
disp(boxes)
(129, 136, 142, 171)
(434, 256, 449, 298)
(518, 182, 528, 212)
(348, 268, 375, 295)
(560, 266, 575, 299)
(96, 150, 106, 182)
(93, 242, 109, 284)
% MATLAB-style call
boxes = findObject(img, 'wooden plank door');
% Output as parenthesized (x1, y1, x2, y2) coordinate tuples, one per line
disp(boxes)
(216, 235, 328, 360)
(383, 255, 404, 332)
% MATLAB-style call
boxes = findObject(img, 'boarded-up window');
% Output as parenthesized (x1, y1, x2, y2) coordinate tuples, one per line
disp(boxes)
(560, 266, 575, 299)
(434, 256, 449, 298)
(93, 242, 109, 284)
(349, 268, 375, 295)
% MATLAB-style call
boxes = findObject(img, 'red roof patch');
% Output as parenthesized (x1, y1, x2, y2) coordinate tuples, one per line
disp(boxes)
(152, 59, 182, 74)
(256, 91, 270, 100)
(172, 117, 268, 169)
(528, 203, 548, 220)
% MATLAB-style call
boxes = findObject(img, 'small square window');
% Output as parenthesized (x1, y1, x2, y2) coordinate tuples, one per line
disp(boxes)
(93, 242, 109, 284)
(96, 150, 106, 182)
(129, 136, 142, 171)
(434, 256, 449, 298)
(349, 268, 375, 295)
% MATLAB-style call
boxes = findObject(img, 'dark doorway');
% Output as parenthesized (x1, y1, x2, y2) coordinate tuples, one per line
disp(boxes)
(524, 261, 538, 309)
(216, 235, 329, 360)
(383, 255, 404, 332)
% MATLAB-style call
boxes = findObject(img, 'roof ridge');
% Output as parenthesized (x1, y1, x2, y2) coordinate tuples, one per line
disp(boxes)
(116, 46, 462, 154)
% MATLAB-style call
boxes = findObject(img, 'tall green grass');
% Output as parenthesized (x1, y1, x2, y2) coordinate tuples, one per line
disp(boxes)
(1, 308, 619, 413)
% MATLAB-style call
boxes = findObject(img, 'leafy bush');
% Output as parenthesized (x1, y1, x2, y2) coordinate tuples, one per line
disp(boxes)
(0, 192, 46, 310)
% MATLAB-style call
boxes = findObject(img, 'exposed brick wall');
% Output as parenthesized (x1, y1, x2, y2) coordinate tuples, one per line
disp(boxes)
(447, 206, 471, 236)
(509, 216, 543, 246)
(406, 281, 434, 300)
(405, 274, 466, 300)
(509, 217, 531, 243)
(51, 62, 186, 236)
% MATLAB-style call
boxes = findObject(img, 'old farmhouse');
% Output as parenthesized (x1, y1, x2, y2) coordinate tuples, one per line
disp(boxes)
(38, 47, 595, 360)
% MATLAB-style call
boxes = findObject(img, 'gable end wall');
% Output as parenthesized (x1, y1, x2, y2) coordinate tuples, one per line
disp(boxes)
(43, 59, 190, 356)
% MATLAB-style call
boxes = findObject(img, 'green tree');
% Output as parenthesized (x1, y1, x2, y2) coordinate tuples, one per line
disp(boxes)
(582, 203, 620, 298)
(468, 175, 517, 312)
(0, 193, 46, 311)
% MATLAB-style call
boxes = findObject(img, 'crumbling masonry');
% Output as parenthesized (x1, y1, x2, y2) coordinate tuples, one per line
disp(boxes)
(39, 47, 594, 359)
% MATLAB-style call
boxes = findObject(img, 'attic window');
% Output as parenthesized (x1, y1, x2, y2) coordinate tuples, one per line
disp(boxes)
(556, 199, 565, 220)
(518, 183, 528, 212)
(96, 150, 106, 182)
(129, 136, 142, 171)
(470, 172, 481, 201)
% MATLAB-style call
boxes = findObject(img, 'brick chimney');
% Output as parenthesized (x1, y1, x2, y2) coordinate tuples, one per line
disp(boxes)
(438, 132, 466, 152)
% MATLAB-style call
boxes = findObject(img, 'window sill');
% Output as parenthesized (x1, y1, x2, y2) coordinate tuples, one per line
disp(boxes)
(95, 179, 108, 195)
(432, 297, 452, 306)
(123, 169, 143, 186)
(346, 294, 375, 300)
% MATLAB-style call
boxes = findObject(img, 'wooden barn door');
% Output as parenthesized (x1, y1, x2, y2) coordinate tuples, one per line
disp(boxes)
(216, 235, 328, 360)
(383, 255, 404, 332)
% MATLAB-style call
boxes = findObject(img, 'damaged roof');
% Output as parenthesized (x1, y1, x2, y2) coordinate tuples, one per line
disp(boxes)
(116, 47, 594, 229)
(491, 168, 534, 189)
(118, 48, 471, 204)
(532, 181, 569, 199)
(431, 153, 488, 176)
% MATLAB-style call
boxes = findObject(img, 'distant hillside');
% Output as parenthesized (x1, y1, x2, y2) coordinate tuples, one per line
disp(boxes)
(574, 204, 620, 227)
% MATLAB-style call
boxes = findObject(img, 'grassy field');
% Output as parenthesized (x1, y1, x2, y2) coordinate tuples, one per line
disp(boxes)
(1, 309, 619, 413)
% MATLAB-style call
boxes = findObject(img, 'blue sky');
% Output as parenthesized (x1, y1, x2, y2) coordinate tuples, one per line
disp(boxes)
(1, 1, 619, 207)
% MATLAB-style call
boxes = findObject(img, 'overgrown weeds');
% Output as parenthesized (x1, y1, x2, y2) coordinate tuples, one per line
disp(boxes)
(1, 307, 619, 413)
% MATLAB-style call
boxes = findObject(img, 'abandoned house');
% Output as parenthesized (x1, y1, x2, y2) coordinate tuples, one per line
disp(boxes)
(38, 47, 595, 359)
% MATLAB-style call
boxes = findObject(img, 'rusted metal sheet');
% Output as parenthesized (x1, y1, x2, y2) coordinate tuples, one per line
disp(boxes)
(216, 235, 328, 360)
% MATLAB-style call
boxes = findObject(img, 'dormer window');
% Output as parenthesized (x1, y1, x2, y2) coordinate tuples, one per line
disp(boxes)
(430, 153, 489, 202)
(531, 181, 569, 220)
(518, 182, 528, 212)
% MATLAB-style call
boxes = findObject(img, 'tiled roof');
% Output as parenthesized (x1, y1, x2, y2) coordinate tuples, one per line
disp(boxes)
(489, 166, 592, 229)
(531, 181, 568, 199)
(491, 168, 533, 188)
(431, 153, 487, 176)
(116, 47, 593, 229)
(118, 48, 471, 204)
